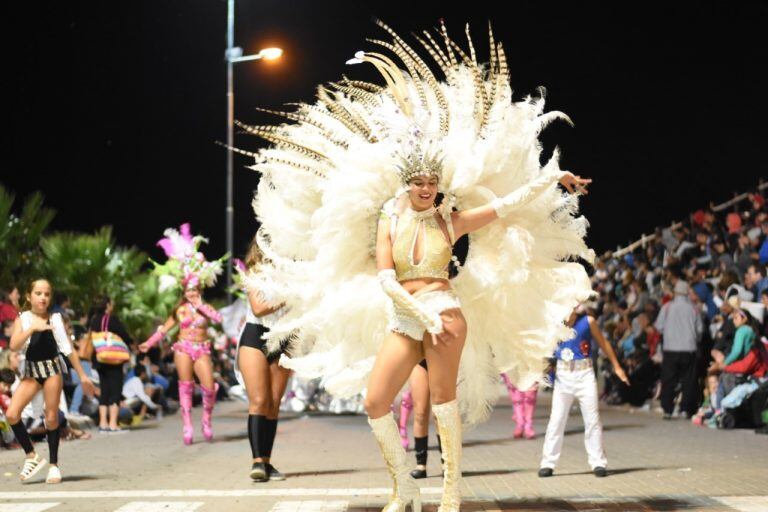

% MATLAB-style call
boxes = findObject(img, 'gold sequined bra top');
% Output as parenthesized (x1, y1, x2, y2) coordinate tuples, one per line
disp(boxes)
(392, 207, 452, 281)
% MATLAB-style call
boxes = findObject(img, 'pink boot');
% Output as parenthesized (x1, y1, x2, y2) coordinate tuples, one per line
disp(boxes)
(201, 383, 219, 442)
(502, 375, 525, 438)
(398, 391, 413, 449)
(178, 380, 194, 445)
(523, 388, 538, 439)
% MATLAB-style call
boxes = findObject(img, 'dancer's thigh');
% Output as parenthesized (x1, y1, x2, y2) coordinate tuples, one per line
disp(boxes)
(268, 363, 291, 418)
(423, 308, 466, 405)
(239, 347, 271, 414)
(6, 378, 42, 424)
(193, 355, 215, 389)
(42, 374, 63, 428)
(365, 332, 424, 418)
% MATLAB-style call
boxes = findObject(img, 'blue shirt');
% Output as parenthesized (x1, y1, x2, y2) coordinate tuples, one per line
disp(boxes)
(556, 315, 593, 361)
(752, 277, 768, 301)
(692, 281, 718, 322)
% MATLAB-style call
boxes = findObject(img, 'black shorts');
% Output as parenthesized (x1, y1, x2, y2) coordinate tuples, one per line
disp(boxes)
(418, 359, 428, 371)
(239, 323, 288, 364)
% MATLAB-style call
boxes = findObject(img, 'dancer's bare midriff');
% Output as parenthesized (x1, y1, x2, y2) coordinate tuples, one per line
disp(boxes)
(400, 278, 451, 296)
(178, 327, 207, 343)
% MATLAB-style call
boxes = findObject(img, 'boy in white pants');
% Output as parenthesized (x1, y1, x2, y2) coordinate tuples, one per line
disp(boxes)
(539, 306, 629, 478)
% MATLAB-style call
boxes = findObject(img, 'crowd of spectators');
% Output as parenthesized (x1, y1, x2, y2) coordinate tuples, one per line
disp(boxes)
(591, 187, 768, 432)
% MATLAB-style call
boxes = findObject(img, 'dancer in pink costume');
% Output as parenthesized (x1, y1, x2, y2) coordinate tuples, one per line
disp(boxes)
(140, 224, 226, 445)
(501, 374, 538, 439)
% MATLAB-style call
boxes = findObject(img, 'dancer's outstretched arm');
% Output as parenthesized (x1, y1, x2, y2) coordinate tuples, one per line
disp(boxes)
(197, 303, 223, 324)
(588, 316, 630, 385)
(139, 315, 176, 353)
(451, 171, 591, 240)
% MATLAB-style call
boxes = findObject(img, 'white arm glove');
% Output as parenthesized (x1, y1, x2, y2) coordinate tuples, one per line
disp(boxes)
(491, 170, 567, 218)
(378, 269, 443, 335)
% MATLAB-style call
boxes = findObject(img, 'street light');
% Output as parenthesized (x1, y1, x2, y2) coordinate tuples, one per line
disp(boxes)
(225, 0, 282, 302)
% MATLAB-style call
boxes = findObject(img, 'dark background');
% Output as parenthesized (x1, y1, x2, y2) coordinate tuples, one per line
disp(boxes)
(5, 1, 767, 263)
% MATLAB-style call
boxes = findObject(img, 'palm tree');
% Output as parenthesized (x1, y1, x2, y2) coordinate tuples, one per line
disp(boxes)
(38, 227, 178, 338)
(120, 272, 179, 340)
(39, 227, 145, 318)
(0, 184, 56, 292)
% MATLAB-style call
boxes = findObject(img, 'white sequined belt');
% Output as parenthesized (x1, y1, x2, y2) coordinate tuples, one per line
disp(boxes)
(556, 358, 593, 372)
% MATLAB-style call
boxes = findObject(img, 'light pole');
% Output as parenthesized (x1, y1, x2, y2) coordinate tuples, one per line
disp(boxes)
(225, 0, 282, 302)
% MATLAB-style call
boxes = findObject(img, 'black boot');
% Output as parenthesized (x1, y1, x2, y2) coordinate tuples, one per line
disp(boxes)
(247, 415, 269, 482)
(410, 436, 428, 479)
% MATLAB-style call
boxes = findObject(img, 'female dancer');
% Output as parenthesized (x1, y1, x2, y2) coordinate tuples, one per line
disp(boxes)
(235, 241, 292, 482)
(140, 224, 225, 445)
(362, 154, 589, 511)
(240, 21, 596, 512)
(6, 278, 95, 483)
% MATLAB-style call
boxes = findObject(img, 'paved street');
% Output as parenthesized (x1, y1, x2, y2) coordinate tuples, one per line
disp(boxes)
(1, 389, 766, 511)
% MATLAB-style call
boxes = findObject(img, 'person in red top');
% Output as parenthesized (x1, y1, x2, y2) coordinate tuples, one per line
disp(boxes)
(0, 287, 20, 323)
(716, 342, 768, 378)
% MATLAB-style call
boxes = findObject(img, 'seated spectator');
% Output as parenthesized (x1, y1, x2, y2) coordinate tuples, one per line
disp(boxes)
(745, 263, 768, 300)
(721, 340, 768, 380)
(51, 292, 73, 318)
(66, 322, 95, 419)
(760, 220, 768, 265)
(722, 309, 757, 366)
(708, 309, 761, 414)
(122, 364, 160, 420)
(0, 320, 13, 350)
(0, 368, 14, 447)
(0, 368, 14, 413)
(0, 287, 20, 323)
(691, 262, 718, 321)
(711, 295, 739, 365)
(125, 354, 170, 393)
(761, 289, 768, 339)
(735, 233, 755, 277)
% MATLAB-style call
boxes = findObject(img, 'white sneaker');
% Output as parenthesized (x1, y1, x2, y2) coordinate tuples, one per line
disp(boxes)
(45, 465, 62, 484)
(19, 454, 47, 482)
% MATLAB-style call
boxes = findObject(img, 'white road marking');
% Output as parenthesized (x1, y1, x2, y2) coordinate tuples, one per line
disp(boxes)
(114, 502, 204, 512)
(269, 501, 348, 512)
(0, 488, 443, 500)
(0, 504, 60, 512)
(714, 496, 768, 512)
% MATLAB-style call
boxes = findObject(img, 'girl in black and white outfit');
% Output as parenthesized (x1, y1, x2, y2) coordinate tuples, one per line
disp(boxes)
(236, 241, 292, 482)
(6, 279, 95, 483)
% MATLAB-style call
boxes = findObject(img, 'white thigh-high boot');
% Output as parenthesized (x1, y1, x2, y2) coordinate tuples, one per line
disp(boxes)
(432, 400, 461, 512)
(368, 412, 422, 512)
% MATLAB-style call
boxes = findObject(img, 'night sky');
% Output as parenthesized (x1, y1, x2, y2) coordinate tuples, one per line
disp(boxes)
(6, 1, 767, 265)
